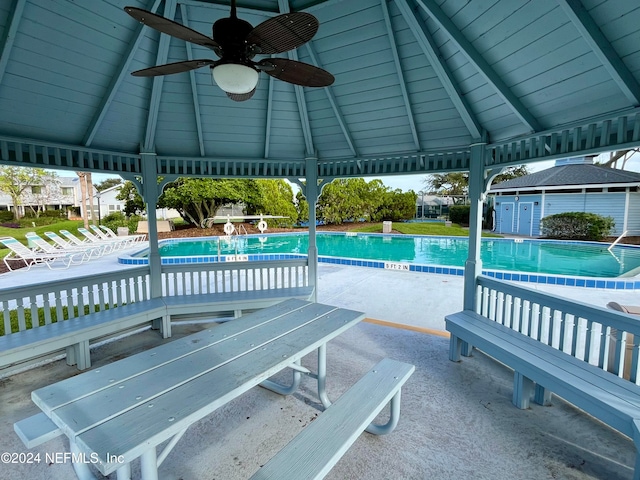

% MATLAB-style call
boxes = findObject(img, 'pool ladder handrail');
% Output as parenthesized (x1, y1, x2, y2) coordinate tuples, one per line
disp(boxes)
(608, 229, 640, 251)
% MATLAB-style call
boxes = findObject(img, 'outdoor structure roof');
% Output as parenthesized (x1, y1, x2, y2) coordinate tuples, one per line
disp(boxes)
(490, 163, 640, 190)
(1, 0, 640, 180)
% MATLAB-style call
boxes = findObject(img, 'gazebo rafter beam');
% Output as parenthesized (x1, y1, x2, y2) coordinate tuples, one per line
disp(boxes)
(412, 0, 542, 133)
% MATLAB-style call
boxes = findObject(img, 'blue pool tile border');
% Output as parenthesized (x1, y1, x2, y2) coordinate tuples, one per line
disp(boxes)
(118, 234, 640, 290)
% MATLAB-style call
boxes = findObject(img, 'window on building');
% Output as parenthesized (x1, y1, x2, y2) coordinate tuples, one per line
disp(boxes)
(31, 186, 42, 194)
(61, 187, 74, 195)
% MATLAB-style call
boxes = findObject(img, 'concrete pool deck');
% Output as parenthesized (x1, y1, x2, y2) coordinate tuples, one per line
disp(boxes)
(1, 250, 639, 479)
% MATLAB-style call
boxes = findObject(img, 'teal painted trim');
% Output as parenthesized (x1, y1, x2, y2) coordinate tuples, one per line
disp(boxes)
(83, 0, 164, 147)
(0, 0, 26, 88)
(558, 0, 640, 105)
(395, 0, 482, 141)
(413, 0, 542, 133)
(381, 0, 420, 150)
(180, 4, 206, 157)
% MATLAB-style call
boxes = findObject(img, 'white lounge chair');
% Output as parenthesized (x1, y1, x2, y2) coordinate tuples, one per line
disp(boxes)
(44, 231, 106, 258)
(25, 233, 92, 264)
(59, 229, 116, 254)
(99, 225, 146, 243)
(78, 227, 130, 250)
(0, 237, 75, 271)
(89, 225, 136, 248)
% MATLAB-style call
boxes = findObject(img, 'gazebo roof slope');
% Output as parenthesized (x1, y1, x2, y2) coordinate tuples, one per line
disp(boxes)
(491, 163, 640, 190)
(1, 0, 640, 177)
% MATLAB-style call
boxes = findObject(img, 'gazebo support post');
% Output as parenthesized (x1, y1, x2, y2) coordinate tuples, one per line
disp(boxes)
(461, 140, 487, 355)
(141, 153, 162, 299)
(305, 156, 319, 302)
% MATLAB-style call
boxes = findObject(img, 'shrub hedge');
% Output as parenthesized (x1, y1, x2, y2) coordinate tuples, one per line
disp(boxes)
(448, 205, 470, 225)
(540, 212, 614, 241)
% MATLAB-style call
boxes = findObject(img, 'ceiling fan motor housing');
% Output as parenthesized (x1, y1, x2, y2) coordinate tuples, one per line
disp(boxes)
(212, 17, 254, 64)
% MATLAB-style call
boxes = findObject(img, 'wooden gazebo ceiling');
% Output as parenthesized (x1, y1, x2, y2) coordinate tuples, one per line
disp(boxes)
(1, 0, 639, 179)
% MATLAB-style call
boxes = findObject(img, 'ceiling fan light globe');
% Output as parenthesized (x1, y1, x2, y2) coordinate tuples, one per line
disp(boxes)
(212, 64, 258, 94)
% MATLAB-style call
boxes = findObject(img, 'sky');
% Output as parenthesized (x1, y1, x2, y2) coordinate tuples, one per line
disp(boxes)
(87, 151, 640, 192)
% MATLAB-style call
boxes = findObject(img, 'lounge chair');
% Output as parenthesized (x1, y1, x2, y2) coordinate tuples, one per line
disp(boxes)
(606, 302, 640, 315)
(59, 229, 116, 254)
(99, 225, 146, 243)
(0, 237, 75, 271)
(25, 232, 93, 264)
(89, 225, 136, 248)
(78, 227, 130, 250)
(44, 231, 106, 258)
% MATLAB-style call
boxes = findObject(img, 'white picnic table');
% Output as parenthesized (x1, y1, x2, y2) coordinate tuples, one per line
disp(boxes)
(29, 298, 365, 479)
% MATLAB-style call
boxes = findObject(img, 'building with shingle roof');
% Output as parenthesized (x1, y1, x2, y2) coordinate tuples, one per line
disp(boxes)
(488, 157, 640, 236)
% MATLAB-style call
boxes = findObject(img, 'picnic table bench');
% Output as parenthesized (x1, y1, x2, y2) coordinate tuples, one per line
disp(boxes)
(16, 299, 414, 480)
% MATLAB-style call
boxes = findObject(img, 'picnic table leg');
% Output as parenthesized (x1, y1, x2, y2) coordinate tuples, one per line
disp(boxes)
(70, 441, 97, 480)
(140, 448, 159, 480)
(317, 343, 331, 408)
(260, 360, 302, 395)
(365, 389, 403, 435)
(116, 463, 132, 480)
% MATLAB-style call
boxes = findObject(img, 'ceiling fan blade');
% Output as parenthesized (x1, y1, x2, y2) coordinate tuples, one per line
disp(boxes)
(246, 12, 318, 54)
(131, 59, 215, 77)
(257, 58, 334, 87)
(124, 7, 220, 51)
(227, 87, 257, 102)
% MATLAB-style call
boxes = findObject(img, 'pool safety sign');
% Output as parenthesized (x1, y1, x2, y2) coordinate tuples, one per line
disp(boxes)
(384, 262, 410, 271)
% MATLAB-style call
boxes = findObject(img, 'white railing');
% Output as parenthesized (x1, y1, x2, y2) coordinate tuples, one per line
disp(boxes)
(476, 275, 640, 383)
(160, 259, 309, 296)
(0, 259, 310, 336)
(0, 266, 151, 335)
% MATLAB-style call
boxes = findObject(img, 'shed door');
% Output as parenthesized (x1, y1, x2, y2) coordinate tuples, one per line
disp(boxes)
(517, 202, 533, 236)
(499, 202, 514, 234)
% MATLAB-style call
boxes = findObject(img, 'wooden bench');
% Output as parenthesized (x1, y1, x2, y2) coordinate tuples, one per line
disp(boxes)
(16, 299, 371, 479)
(1, 287, 313, 372)
(249, 358, 415, 480)
(162, 286, 315, 334)
(0, 298, 168, 371)
(446, 310, 640, 479)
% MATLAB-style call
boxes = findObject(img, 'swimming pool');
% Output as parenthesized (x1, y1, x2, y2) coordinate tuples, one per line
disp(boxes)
(122, 232, 640, 288)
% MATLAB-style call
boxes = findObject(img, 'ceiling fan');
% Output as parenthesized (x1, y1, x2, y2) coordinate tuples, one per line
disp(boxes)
(124, 1, 334, 101)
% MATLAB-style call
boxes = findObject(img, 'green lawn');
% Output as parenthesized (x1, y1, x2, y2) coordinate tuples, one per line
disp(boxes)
(352, 221, 502, 237)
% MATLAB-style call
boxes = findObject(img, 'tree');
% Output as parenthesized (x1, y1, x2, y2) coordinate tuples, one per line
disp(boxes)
(116, 180, 146, 216)
(0, 166, 54, 219)
(317, 178, 385, 224)
(425, 166, 530, 195)
(249, 180, 297, 226)
(373, 189, 417, 222)
(76, 172, 90, 228)
(95, 177, 123, 192)
(424, 172, 469, 195)
(161, 178, 250, 227)
(314, 178, 415, 225)
(295, 191, 309, 224)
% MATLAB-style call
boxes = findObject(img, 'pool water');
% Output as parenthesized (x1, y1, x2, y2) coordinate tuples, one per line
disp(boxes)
(152, 233, 640, 278)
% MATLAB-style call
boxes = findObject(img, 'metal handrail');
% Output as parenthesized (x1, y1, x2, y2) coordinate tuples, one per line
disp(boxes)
(608, 229, 640, 251)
